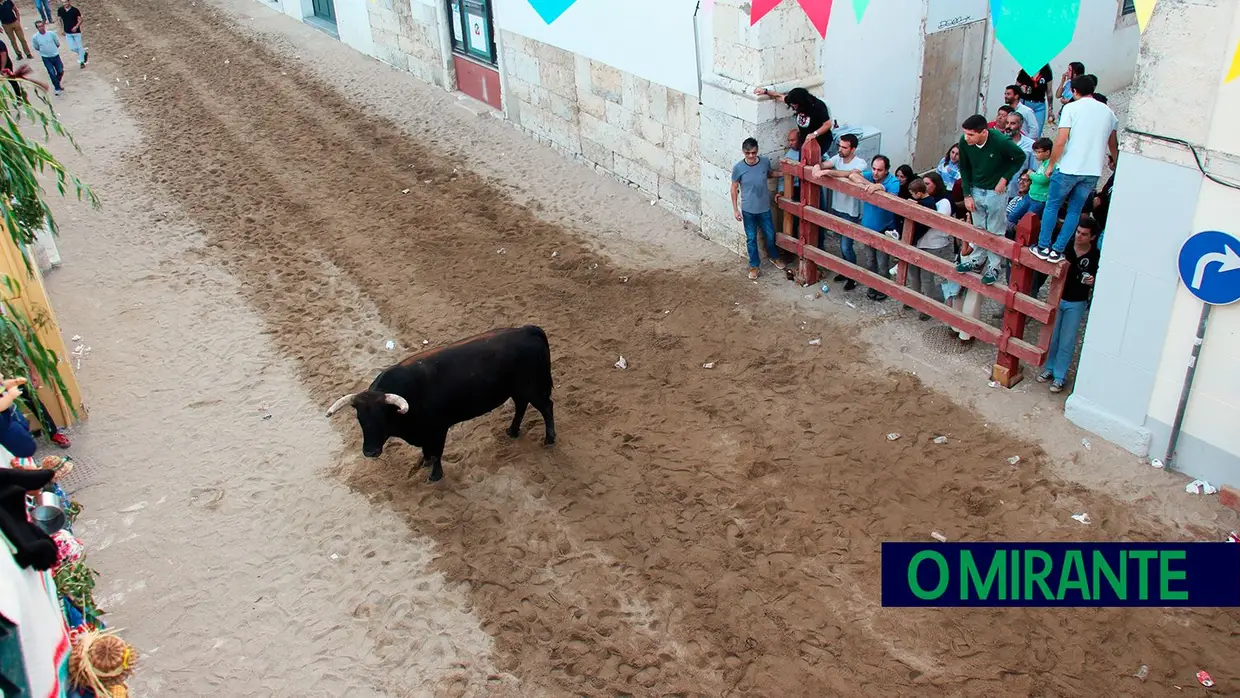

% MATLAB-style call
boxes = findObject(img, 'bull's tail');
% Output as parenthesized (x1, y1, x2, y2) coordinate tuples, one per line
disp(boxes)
(522, 325, 553, 397)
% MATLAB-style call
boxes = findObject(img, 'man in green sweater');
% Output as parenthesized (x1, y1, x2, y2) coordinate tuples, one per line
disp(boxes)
(954, 113, 1028, 285)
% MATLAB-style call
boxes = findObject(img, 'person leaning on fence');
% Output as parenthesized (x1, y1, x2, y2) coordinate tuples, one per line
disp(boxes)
(905, 172, 956, 320)
(954, 114, 1027, 286)
(731, 137, 786, 280)
(1036, 215, 1102, 393)
(841, 155, 901, 302)
(775, 128, 801, 253)
(810, 133, 868, 290)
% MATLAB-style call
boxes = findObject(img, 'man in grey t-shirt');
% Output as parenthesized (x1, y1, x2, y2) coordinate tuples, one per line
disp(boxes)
(731, 137, 785, 280)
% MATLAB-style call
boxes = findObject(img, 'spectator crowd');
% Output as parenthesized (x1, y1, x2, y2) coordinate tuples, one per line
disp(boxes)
(733, 61, 1118, 395)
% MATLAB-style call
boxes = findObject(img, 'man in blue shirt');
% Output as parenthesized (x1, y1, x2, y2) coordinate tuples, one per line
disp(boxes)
(842, 155, 900, 301)
(731, 137, 786, 280)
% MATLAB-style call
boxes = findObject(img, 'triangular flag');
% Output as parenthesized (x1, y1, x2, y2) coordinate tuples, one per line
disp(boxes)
(749, 0, 783, 26)
(750, 0, 835, 39)
(796, 0, 834, 38)
(852, 0, 869, 23)
(1226, 41, 1240, 83)
(1134, 0, 1157, 33)
(990, 0, 1079, 77)
(526, 0, 578, 24)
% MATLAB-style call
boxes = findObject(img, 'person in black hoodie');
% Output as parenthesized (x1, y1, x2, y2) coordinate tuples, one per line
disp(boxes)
(753, 86, 834, 154)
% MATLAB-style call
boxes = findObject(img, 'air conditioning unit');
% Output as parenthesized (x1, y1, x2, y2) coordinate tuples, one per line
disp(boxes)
(829, 124, 883, 163)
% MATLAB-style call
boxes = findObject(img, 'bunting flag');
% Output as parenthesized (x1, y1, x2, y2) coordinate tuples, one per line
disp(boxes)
(526, 0, 578, 24)
(989, 0, 1080, 77)
(852, 0, 869, 23)
(750, 0, 835, 39)
(1133, 0, 1157, 33)
(1226, 40, 1240, 84)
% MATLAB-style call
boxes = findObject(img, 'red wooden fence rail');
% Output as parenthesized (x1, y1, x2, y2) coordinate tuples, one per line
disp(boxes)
(774, 138, 1067, 387)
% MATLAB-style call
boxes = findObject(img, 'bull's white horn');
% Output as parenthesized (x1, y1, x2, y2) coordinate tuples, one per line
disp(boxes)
(384, 393, 409, 414)
(325, 393, 356, 417)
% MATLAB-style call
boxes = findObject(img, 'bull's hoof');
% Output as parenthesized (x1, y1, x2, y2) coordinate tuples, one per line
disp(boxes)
(506, 427, 521, 439)
(427, 471, 443, 483)
(544, 433, 556, 446)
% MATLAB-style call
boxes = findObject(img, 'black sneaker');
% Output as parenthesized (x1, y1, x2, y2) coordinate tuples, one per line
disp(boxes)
(843, 279, 857, 291)
(1047, 249, 1064, 263)
(1031, 245, 1051, 261)
(83, 50, 88, 66)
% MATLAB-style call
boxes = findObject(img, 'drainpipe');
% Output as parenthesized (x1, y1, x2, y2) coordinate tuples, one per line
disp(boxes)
(1163, 303, 1212, 471)
(693, 0, 704, 104)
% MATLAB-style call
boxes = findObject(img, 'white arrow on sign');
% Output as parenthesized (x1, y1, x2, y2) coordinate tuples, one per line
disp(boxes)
(1191, 244, 1240, 290)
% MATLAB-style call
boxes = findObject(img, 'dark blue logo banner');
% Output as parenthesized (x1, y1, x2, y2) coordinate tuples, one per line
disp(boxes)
(881, 542, 1240, 607)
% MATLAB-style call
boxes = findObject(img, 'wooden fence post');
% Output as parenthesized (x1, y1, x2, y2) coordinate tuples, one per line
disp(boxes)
(796, 137, 822, 287)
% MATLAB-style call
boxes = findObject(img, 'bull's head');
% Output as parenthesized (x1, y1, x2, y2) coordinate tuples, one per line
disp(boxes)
(325, 390, 410, 458)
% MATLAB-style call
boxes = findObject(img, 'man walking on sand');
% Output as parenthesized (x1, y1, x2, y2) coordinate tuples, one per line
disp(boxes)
(0, 0, 30, 59)
(56, 0, 84, 68)
(30, 20, 61, 95)
(954, 114, 1027, 285)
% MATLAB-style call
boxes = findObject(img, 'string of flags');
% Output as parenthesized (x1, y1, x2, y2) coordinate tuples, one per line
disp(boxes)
(527, 0, 1240, 87)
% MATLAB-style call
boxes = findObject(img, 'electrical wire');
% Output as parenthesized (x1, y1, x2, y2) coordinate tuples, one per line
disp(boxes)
(1126, 128, 1240, 191)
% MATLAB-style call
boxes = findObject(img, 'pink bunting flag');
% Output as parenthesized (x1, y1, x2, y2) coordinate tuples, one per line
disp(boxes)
(750, 0, 835, 39)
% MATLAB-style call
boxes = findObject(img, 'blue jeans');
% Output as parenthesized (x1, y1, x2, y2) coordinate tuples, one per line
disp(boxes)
(961, 187, 1008, 277)
(829, 210, 861, 259)
(41, 55, 63, 92)
(35, 0, 52, 21)
(1042, 298, 1088, 383)
(1006, 196, 1045, 227)
(1038, 171, 1098, 253)
(742, 210, 777, 269)
(1023, 100, 1046, 135)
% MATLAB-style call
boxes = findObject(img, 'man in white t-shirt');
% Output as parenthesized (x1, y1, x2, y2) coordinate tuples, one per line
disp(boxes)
(811, 133, 868, 289)
(1032, 74, 1118, 263)
(1004, 84, 1039, 138)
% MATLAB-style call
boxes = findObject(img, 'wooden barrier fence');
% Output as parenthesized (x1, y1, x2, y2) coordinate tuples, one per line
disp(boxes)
(774, 138, 1067, 387)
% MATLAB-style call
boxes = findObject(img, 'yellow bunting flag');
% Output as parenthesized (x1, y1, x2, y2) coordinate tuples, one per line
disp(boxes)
(1227, 41, 1240, 84)
(1134, 0, 1157, 33)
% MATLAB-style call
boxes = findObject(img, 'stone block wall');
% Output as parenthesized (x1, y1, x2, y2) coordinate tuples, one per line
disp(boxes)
(368, 0, 447, 87)
(499, 31, 703, 222)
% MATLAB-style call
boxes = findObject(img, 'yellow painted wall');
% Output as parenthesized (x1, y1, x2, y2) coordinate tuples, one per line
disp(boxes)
(0, 227, 85, 429)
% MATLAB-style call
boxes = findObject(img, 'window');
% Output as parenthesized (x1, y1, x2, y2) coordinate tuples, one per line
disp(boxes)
(447, 0, 498, 66)
(1121, 0, 1135, 15)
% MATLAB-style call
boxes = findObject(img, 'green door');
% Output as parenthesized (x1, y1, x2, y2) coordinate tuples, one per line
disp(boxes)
(311, 0, 335, 23)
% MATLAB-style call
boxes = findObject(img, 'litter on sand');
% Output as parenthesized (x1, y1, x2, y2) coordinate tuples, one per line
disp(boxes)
(702, 362, 715, 369)
(933, 436, 948, 444)
(845, 301, 857, 309)
(1133, 665, 1149, 681)
(1150, 459, 1165, 469)
(1007, 455, 1021, 465)
(384, 340, 396, 351)
(1197, 670, 1213, 687)
(808, 338, 821, 346)
(615, 356, 627, 370)
(930, 531, 948, 542)
(1186, 480, 1217, 495)
(1071, 513, 1091, 525)
(1082, 438, 1092, 450)
(886, 433, 900, 441)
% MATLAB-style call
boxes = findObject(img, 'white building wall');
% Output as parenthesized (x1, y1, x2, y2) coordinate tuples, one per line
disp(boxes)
(492, 0, 699, 97)
(818, 0, 926, 166)
(1067, 0, 1240, 487)
(267, 0, 375, 58)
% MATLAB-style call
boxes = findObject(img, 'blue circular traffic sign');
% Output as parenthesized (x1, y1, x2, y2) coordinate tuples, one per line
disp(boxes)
(1177, 230, 1240, 306)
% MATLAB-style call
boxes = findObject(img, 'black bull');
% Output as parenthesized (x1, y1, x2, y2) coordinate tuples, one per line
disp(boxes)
(326, 325, 556, 482)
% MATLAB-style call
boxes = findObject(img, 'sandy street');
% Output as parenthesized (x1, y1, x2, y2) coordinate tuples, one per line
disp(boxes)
(27, 0, 1240, 695)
